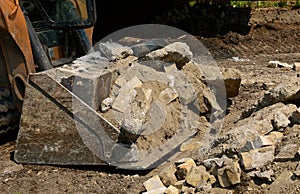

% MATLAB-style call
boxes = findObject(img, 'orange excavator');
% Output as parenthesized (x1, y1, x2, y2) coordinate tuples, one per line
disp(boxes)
(0, 0, 95, 131)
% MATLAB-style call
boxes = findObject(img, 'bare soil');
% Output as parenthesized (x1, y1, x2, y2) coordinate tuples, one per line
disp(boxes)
(1, 7, 300, 194)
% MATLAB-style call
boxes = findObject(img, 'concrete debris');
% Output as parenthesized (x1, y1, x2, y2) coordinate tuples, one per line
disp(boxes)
(185, 165, 216, 188)
(273, 111, 290, 130)
(240, 146, 275, 170)
(145, 42, 193, 69)
(248, 169, 274, 182)
(221, 67, 242, 98)
(95, 42, 133, 61)
(62, 37, 300, 193)
(143, 175, 166, 193)
(217, 161, 241, 188)
(275, 144, 299, 162)
(267, 60, 294, 69)
(159, 165, 178, 187)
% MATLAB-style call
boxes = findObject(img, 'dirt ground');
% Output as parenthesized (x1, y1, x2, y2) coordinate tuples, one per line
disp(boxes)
(1, 6, 300, 194)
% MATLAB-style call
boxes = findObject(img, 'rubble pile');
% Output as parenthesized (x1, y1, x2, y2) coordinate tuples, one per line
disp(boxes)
(66, 36, 232, 151)
(142, 85, 300, 193)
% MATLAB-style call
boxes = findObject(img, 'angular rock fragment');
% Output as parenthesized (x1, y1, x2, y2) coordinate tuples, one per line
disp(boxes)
(185, 165, 216, 188)
(145, 42, 193, 69)
(248, 169, 274, 182)
(217, 161, 241, 188)
(221, 67, 242, 98)
(159, 165, 178, 187)
(112, 76, 142, 113)
(240, 146, 275, 170)
(95, 42, 133, 61)
(130, 38, 170, 57)
(273, 111, 290, 130)
(275, 144, 299, 162)
(61, 69, 113, 111)
(175, 158, 196, 180)
(143, 175, 166, 192)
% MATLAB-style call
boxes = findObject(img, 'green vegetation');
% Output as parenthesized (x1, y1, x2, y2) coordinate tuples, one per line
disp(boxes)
(187, 0, 299, 8)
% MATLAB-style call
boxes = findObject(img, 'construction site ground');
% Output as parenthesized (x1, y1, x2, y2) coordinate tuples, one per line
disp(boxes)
(1, 6, 300, 194)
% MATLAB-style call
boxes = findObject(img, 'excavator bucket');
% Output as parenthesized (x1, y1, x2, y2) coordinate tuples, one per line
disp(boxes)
(14, 57, 198, 170)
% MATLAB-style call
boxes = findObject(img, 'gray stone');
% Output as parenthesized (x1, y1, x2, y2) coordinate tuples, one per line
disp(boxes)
(202, 158, 224, 169)
(143, 175, 166, 192)
(275, 144, 299, 162)
(240, 146, 275, 170)
(142, 101, 167, 135)
(267, 79, 300, 104)
(100, 97, 113, 112)
(142, 187, 167, 194)
(145, 42, 193, 69)
(61, 69, 113, 111)
(248, 169, 274, 182)
(273, 111, 290, 130)
(225, 103, 297, 152)
(95, 42, 133, 61)
(112, 76, 142, 113)
(131, 38, 170, 57)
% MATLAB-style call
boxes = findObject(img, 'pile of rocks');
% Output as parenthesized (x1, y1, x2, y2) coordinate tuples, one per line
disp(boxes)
(142, 79, 300, 193)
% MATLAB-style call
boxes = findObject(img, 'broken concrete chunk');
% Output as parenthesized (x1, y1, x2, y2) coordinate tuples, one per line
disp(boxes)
(185, 165, 215, 188)
(275, 144, 299, 162)
(142, 187, 167, 194)
(217, 161, 241, 188)
(268, 60, 294, 69)
(248, 169, 274, 182)
(202, 158, 224, 169)
(61, 69, 113, 111)
(142, 101, 167, 135)
(95, 42, 133, 61)
(269, 131, 284, 142)
(139, 60, 171, 72)
(145, 42, 193, 69)
(175, 158, 196, 180)
(74, 51, 109, 68)
(240, 146, 275, 170)
(221, 68, 242, 98)
(131, 38, 170, 57)
(143, 175, 166, 192)
(273, 111, 290, 130)
(100, 97, 114, 112)
(159, 164, 178, 186)
(267, 79, 300, 104)
(252, 135, 276, 148)
(112, 76, 142, 113)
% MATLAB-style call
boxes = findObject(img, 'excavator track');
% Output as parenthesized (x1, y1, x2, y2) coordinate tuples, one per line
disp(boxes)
(0, 88, 20, 138)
